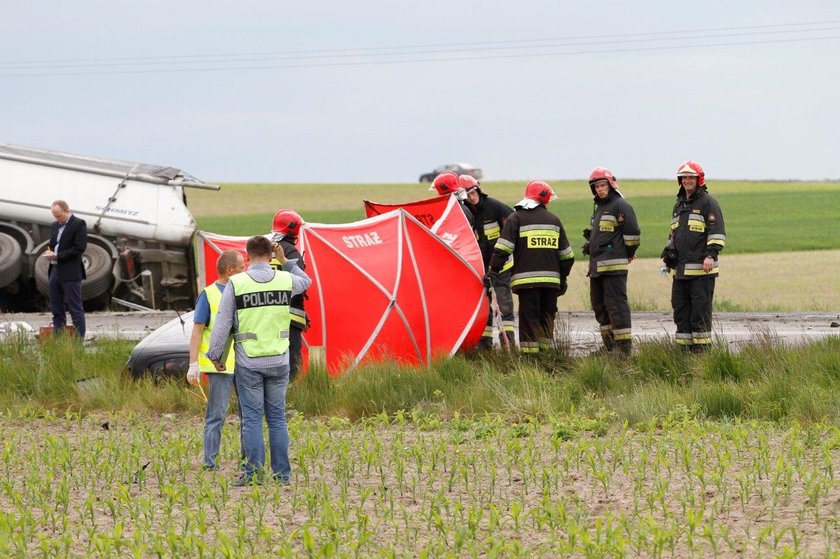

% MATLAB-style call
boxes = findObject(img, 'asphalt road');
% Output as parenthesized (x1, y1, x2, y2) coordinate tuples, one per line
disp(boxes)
(1, 311, 838, 350)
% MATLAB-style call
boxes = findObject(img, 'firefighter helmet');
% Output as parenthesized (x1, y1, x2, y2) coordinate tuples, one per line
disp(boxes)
(677, 160, 706, 187)
(458, 174, 480, 191)
(523, 180, 557, 205)
(588, 167, 617, 190)
(271, 209, 304, 240)
(429, 171, 462, 195)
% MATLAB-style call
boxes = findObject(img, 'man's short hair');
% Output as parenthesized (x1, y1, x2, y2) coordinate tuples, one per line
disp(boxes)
(245, 235, 273, 259)
(51, 200, 70, 212)
(216, 249, 243, 275)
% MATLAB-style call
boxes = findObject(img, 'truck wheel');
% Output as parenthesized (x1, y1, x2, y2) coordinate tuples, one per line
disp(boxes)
(33, 243, 114, 299)
(34, 250, 50, 295)
(81, 243, 113, 300)
(0, 232, 23, 288)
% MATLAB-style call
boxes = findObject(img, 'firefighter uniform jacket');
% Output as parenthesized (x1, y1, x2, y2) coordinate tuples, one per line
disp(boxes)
(270, 238, 308, 330)
(467, 192, 514, 270)
(489, 205, 574, 292)
(587, 190, 641, 277)
(668, 187, 726, 280)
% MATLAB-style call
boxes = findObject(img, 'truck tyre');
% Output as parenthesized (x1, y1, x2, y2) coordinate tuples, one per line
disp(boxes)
(80, 243, 113, 300)
(0, 232, 23, 288)
(34, 243, 114, 300)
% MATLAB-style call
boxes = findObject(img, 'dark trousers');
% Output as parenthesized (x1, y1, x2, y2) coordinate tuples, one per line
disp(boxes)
(671, 276, 715, 348)
(481, 270, 515, 346)
(48, 267, 85, 339)
(517, 288, 558, 353)
(288, 325, 303, 381)
(590, 274, 631, 348)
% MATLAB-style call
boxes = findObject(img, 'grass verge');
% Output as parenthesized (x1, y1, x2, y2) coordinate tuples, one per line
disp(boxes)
(6, 332, 837, 426)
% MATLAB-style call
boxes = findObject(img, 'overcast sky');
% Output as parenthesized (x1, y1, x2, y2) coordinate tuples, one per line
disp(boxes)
(1, 2, 838, 183)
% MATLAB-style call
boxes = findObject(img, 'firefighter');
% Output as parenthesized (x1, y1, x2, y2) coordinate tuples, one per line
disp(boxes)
(460, 175, 516, 349)
(489, 180, 574, 353)
(270, 209, 308, 381)
(429, 170, 474, 227)
(582, 167, 640, 355)
(661, 160, 726, 353)
(187, 249, 245, 470)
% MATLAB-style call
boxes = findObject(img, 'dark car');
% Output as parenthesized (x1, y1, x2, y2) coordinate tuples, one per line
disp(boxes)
(419, 162, 483, 183)
(127, 312, 192, 379)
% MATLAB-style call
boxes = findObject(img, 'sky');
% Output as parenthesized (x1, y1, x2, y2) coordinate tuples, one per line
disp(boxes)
(1, 1, 839, 184)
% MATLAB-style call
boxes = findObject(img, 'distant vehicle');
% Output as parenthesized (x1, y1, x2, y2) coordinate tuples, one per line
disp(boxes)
(127, 312, 192, 379)
(419, 163, 483, 183)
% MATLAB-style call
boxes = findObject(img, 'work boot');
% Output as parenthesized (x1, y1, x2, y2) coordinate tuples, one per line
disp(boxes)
(690, 344, 709, 355)
(476, 337, 494, 351)
(615, 340, 632, 356)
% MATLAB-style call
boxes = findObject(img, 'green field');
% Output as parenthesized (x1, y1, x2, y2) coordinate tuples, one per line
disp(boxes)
(192, 180, 840, 259)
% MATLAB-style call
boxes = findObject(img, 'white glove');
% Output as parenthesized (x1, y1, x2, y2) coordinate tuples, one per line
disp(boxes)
(186, 362, 201, 386)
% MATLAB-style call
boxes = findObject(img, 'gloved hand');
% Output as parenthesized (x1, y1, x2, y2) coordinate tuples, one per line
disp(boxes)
(559, 277, 568, 296)
(483, 273, 495, 289)
(581, 241, 590, 256)
(659, 247, 677, 269)
(186, 362, 200, 386)
(582, 228, 591, 240)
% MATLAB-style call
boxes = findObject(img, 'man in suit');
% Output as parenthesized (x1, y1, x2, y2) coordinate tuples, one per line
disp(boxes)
(45, 200, 87, 339)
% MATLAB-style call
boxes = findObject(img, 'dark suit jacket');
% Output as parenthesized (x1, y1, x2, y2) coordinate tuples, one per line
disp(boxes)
(49, 214, 88, 282)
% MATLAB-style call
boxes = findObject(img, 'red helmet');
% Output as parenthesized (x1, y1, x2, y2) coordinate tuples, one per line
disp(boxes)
(677, 160, 705, 187)
(524, 180, 557, 205)
(429, 171, 462, 195)
(588, 167, 617, 190)
(458, 174, 480, 191)
(272, 209, 304, 240)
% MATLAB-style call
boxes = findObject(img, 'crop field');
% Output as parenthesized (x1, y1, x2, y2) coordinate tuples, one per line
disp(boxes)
(3, 411, 840, 557)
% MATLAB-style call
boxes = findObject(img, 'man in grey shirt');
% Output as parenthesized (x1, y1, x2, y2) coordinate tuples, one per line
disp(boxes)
(206, 235, 311, 486)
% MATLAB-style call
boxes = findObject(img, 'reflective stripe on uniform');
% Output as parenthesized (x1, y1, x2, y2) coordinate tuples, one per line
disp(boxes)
(624, 234, 641, 246)
(483, 222, 501, 240)
(692, 332, 712, 345)
(496, 238, 515, 254)
(683, 262, 719, 276)
(596, 258, 629, 272)
(520, 342, 539, 353)
(613, 328, 632, 341)
(707, 234, 726, 247)
(675, 332, 693, 345)
(290, 307, 307, 326)
(511, 270, 561, 288)
(559, 246, 574, 260)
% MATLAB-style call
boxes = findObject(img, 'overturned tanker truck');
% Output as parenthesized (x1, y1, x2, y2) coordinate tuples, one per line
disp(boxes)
(0, 144, 218, 312)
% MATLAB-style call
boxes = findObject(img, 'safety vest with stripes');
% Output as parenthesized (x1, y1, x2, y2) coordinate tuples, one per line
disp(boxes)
(197, 283, 236, 374)
(229, 271, 293, 358)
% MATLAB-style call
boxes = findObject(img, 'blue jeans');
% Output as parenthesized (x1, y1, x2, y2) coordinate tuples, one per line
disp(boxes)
(203, 373, 236, 469)
(235, 364, 290, 480)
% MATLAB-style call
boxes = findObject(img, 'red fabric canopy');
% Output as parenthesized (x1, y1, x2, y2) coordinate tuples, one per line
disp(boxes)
(364, 194, 484, 276)
(195, 206, 487, 375)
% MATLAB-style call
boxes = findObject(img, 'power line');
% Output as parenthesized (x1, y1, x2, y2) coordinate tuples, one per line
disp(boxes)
(1, 22, 838, 77)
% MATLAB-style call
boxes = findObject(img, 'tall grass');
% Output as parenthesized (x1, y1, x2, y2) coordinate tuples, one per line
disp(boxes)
(3, 334, 840, 425)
